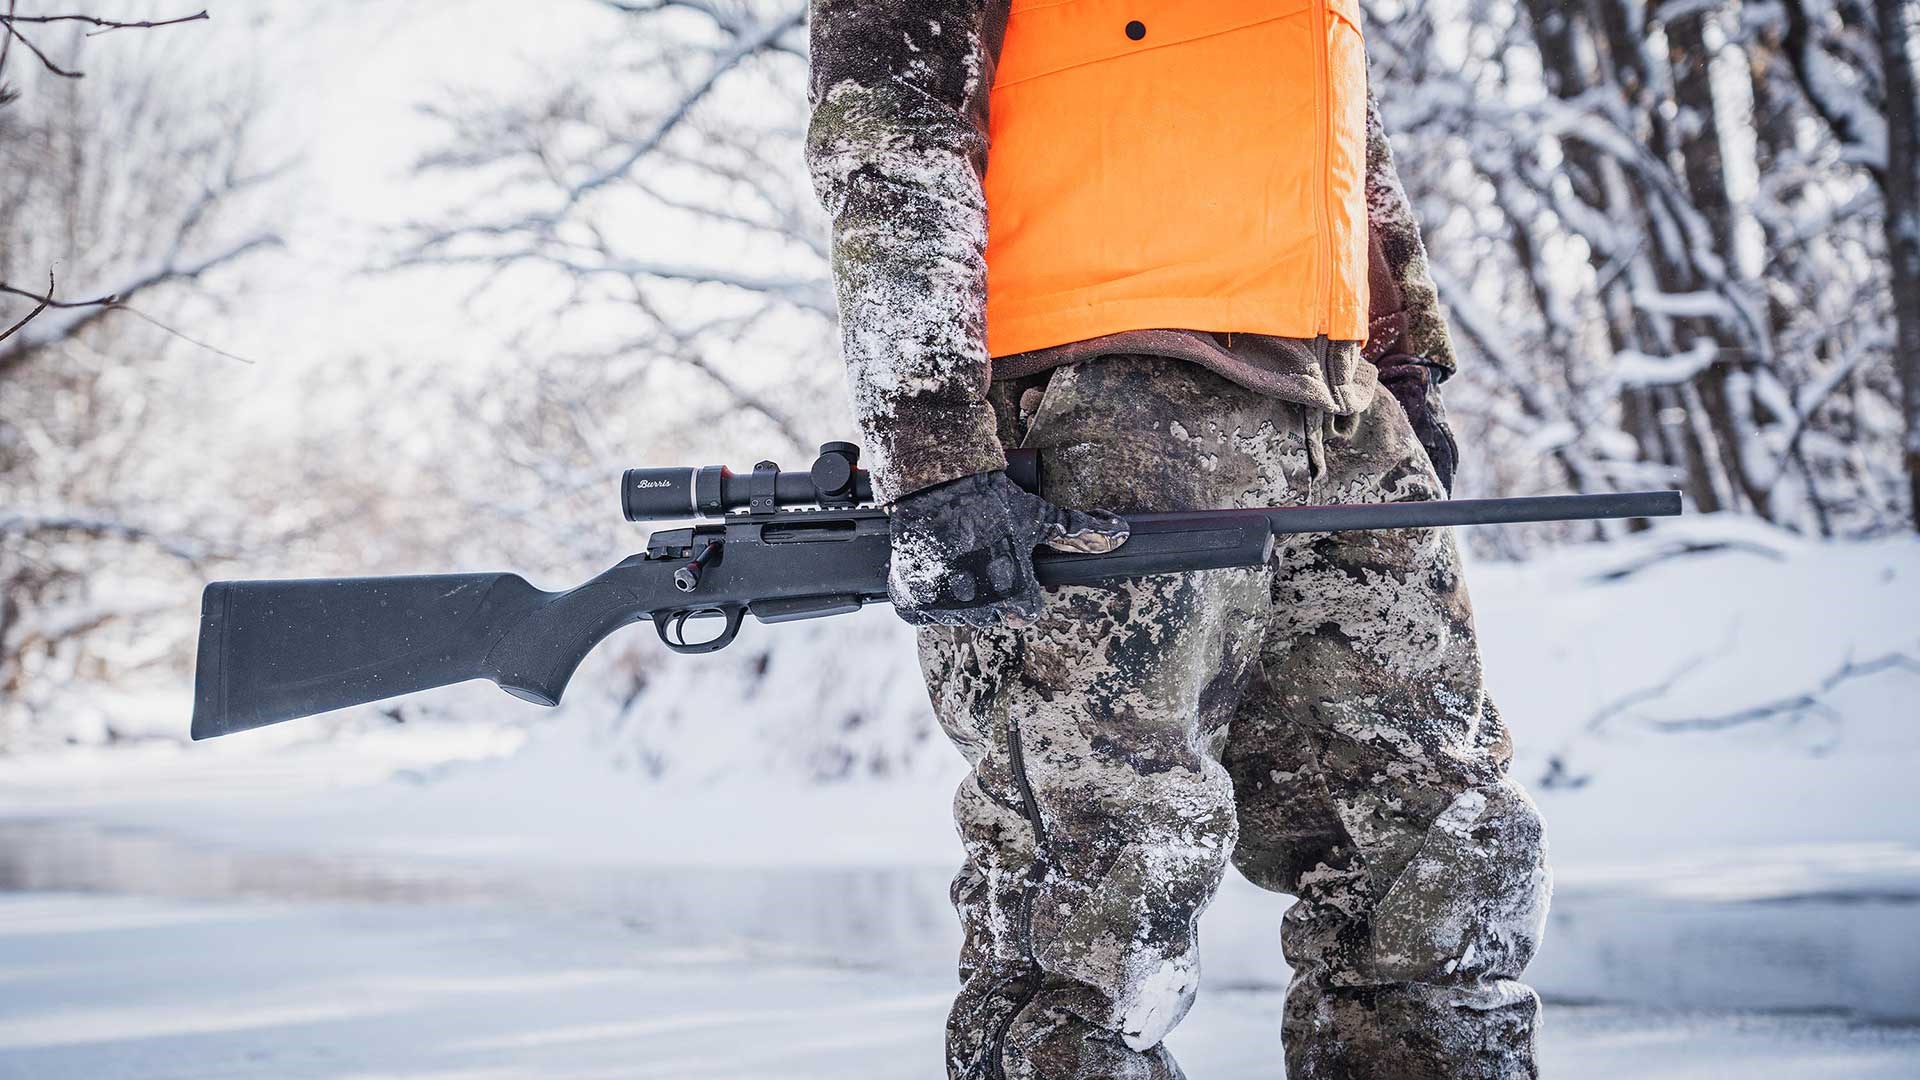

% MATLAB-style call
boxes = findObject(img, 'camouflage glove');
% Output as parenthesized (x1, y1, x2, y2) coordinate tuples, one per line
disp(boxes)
(887, 470, 1130, 628)
(1377, 360, 1460, 494)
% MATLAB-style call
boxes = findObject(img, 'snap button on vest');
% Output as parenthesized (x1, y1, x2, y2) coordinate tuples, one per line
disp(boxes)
(1125, 20, 1145, 39)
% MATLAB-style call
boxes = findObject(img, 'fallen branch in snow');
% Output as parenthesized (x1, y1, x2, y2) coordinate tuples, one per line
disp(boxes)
(1585, 641, 1732, 736)
(1634, 652, 1920, 736)
(1585, 539, 1789, 584)
(1536, 754, 1591, 791)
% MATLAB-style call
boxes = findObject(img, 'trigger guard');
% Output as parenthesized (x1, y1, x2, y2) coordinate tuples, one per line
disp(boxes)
(652, 606, 745, 654)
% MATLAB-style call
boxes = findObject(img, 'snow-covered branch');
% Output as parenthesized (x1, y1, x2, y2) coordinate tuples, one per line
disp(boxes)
(1381, 0, 1909, 535)
(0, 511, 212, 564)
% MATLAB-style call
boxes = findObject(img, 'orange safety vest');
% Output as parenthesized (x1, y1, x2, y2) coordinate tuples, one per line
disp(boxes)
(984, 0, 1370, 358)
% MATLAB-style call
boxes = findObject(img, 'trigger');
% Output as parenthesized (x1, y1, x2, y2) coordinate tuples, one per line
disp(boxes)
(652, 606, 745, 654)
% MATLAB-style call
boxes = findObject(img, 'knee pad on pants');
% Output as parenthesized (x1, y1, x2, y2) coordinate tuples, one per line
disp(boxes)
(1367, 781, 1550, 983)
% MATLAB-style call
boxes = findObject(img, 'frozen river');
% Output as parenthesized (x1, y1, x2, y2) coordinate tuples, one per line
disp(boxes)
(2, 819, 1919, 1078)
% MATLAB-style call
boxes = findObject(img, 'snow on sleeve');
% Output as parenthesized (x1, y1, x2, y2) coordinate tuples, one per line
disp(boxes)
(804, 1, 1010, 503)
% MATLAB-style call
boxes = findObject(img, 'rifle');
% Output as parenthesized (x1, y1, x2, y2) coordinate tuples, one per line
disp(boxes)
(191, 442, 1680, 740)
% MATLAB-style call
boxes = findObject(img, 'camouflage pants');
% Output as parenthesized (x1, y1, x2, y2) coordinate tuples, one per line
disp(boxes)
(920, 357, 1550, 1079)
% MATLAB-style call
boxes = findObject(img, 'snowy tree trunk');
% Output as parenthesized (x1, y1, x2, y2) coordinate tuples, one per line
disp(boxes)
(1590, 4, 1728, 512)
(1668, 10, 1773, 520)
(1748, 27, 1839, 536)
(1875, 0, 1920, 531)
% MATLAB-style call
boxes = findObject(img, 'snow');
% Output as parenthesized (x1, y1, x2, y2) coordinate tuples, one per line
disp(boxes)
(2, 520, 1918, 1074)
(1477, 517, 1920, 865)
(3, 890, 1918, 1079)
(1614, 341, 1722, 387)
(1118, 955, 1199, 1051)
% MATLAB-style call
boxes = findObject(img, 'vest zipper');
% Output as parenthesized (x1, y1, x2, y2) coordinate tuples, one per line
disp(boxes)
(1311, 1, 1335, 336)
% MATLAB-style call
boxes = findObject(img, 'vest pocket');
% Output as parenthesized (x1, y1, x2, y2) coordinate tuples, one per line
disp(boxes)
(984, 0, 1374, 353)
(996, 0, 1317, 89)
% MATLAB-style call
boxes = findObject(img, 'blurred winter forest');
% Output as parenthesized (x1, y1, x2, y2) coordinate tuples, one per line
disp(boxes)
(1, 0, 1917, 754)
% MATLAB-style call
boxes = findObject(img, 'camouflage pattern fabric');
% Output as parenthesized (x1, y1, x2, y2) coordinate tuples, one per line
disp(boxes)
(920, 357, 1548, 1079)
(1363, 90, 1457, 377)
(805, 0, 1015, 504)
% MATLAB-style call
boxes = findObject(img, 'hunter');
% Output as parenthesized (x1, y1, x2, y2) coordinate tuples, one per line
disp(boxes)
(805, 2, 1551, 1077)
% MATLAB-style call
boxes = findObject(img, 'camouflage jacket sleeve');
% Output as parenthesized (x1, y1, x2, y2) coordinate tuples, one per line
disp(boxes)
(1363, 90, 1459, 379)
(805, 0, 1013, 504)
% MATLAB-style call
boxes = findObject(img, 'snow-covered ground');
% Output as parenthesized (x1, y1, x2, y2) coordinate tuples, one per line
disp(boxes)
(6, 887, 1920, 1080)
(2, 519, 1918, 1076)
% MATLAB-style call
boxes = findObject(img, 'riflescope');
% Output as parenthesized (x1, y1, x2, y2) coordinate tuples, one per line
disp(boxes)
(622, 441, 873, 521)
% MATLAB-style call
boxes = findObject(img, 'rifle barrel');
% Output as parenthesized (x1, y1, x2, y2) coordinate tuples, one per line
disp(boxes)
(1252, 490, 1681, 535)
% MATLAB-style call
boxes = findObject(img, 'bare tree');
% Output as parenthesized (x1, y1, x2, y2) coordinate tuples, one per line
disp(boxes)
(1864, 0, 1920, 529)
(0, 2, 211, 345)
(0, 28, 281, 748)
(1365, 0, 1913, 542)
(0, 3, 206, 104)
(400, 0, 831, 514)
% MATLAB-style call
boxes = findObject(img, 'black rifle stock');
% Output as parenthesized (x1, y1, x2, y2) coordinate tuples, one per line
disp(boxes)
(191, 444, 1681, 741)
(195, 568, 667, 740)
